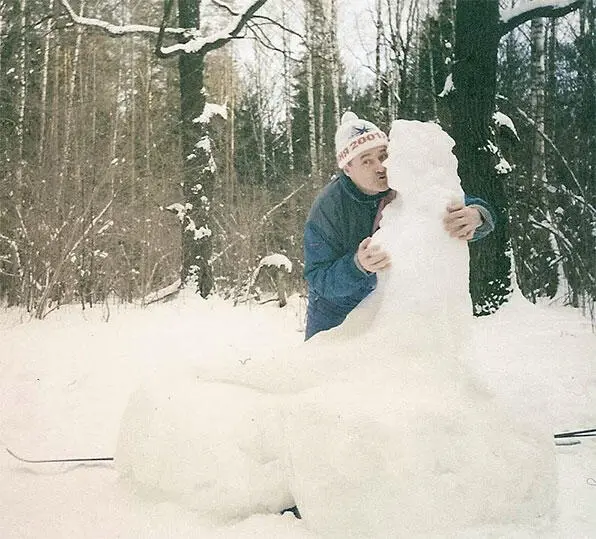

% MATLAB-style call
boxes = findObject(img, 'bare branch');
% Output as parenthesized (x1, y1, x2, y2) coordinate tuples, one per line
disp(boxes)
(496, 94, 588, 203)
(246, 21, 288, 56)
(529, 217, 595, 285)
(211, 0, 238, 17)
(251, 14, 304, 40)
(499, 0, 585, 37)
(34, 195, 116, 319)
(155, 0, 176, 59)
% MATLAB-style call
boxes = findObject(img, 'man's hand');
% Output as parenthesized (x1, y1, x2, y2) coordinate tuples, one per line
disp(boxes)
(443, 202, 483, 241)
(357, 237, 391, 273)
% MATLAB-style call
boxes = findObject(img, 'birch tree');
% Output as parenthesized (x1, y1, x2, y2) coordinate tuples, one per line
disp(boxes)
(304, 0, 320, 181)
(528, 14, 566, 299)
(15, 0, 27, 189)
(282, 10, 295, 172)
(328, 0, 340, 128)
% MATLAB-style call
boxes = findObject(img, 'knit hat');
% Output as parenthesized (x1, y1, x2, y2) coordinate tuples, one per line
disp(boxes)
(335, 111, 388, 169)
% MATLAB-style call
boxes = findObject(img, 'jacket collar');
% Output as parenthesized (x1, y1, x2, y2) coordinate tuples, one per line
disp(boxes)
(338, 172, 392, 204)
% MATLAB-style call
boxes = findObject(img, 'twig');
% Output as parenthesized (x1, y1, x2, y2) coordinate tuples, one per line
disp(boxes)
(36, 195, 116, 319)
(496, 94, 588, 204)
(7, 448, 113, 464)
(210, 182, 306, 263)
(554, 427, 596, 438)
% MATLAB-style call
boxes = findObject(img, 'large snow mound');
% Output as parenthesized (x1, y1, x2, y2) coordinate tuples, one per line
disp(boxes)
(116, 376, 292, 522)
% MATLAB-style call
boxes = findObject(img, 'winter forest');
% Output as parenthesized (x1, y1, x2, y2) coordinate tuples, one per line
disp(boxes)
(0, 0, 594, 320)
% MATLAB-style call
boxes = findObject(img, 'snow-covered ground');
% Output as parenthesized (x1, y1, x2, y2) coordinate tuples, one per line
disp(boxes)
(0, 291, 594, 538)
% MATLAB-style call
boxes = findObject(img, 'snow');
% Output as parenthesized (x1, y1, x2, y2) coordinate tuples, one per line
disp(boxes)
(1, 295, 595, 537)
(1, 121, 595, 538)
(194, 103, 228, 124)
(257, 254, 293, 273)
(165, 202, 192, 222)
(117, 379, 292, 522)
(494, 111, 520, 141)
(438, 73, 454, 98)
(496, 157, 514, 175)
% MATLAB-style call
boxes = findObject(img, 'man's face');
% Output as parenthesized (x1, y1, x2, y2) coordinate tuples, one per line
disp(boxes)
(344, 145, 389, 195)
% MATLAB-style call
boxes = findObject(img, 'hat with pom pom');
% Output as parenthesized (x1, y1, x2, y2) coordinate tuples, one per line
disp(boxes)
(335, 111, 388, 169)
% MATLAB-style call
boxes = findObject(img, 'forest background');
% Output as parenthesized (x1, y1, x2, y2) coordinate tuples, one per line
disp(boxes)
(0, 0, 594, 321)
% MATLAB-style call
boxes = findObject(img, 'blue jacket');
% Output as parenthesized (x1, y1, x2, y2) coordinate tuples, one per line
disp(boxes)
(303, 173, 495, 340)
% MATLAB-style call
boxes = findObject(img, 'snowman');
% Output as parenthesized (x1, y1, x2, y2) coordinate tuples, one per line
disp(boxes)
(115, 121, 556, 537)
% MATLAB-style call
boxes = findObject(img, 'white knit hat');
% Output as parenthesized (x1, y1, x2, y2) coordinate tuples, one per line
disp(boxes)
(335, 111, 388, 169)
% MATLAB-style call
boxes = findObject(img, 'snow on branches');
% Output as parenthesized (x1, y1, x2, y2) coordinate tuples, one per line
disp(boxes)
(57, 0, 270, 58)
(500, 0, 585, 36)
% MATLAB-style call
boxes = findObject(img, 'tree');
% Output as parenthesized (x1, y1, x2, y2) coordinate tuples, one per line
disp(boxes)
(449, 0, 585, 314)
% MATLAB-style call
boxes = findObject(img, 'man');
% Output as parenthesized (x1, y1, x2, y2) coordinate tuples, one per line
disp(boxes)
(303, 112, 495, 340)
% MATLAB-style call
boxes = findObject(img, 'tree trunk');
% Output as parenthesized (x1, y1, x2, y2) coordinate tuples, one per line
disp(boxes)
(177, 0, 213, 297)
(305, 0, 320, 181)
(531, 16, 564, 298)
(385, 0, 403, 120)
(451, 0, 512, 314)
(282, 11, 294, 172)
(329, 0, 340, 128)
(255, 41, 267, 183)
(375, 0, 383, 118)
(530, 17, 546, 186)
(15, 0, 27, 190)
(39, 0, 54, 162)
(426, 0, 438, 121)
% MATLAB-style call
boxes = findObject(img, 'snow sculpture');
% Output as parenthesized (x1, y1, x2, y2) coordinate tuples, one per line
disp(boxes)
(116, 120, 556, 538)
(285, 120, 556, 537)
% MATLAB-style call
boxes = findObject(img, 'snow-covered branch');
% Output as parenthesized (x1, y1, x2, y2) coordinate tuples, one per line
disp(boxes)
(68, 198, 115, 256)
(57, 0, 186, 36)
(159, 0, 269, 57)
(500, 0, 585, 37)
(58, 0, 269, 58)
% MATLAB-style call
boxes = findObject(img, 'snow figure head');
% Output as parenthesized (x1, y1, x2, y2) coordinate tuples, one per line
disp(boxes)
(335, 111, 388, 169)
(385, 119, 460, 196)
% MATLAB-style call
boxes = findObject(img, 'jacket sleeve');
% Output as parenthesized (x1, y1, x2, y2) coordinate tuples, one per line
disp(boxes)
(303, 219, 375, 301)
(464, 194, 496, 242)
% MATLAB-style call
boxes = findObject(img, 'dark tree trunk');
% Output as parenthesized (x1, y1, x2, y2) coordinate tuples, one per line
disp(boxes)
(178, 0, 213, 297)
(451, 0, 512, 315)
